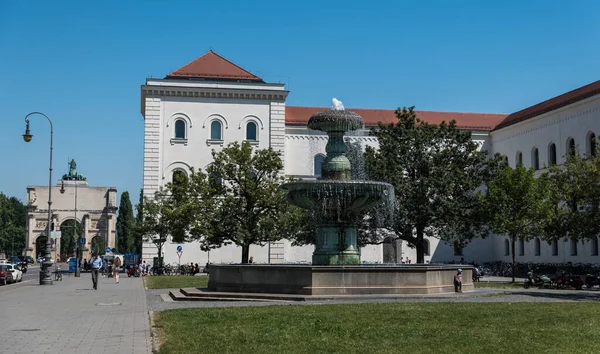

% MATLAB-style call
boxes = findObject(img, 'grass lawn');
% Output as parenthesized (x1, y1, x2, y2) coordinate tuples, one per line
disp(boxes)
(145, 275, 208, 289)
(474, 281, 524, 289)
(155, 302, 600, 354)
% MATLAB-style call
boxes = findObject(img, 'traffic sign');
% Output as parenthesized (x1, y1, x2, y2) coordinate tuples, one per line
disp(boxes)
(176, 251, 182, 259)
(111, 248, 117, 253)
(176, 245, 182, 252)
(105, 247, 111, 253)
(79, 237, 86, 245)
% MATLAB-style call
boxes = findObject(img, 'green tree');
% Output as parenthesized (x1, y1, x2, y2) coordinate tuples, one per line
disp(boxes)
(543, 151, 600, 242)
(364, 107, 502, 263)
(134, 189, 144, 255)
(137, 188, 177, 267)
(0, 193, 26, 257)
(116, 191, 135, 253)
(485, 165, 551, 282)
(181, 141, 295, 263)
(59, 219, 82, 260)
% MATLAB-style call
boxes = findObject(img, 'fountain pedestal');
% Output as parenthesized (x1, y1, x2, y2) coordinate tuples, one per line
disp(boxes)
(312, 224, 360, 265)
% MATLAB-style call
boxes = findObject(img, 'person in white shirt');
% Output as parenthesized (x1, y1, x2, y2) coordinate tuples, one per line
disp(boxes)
(89, 253, 103, 290)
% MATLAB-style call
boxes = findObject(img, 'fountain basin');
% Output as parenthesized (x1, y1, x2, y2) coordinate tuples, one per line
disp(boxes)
(307, 109, 364, 132)
(207, 264, 473, 295)
(281, 180, 394, 213)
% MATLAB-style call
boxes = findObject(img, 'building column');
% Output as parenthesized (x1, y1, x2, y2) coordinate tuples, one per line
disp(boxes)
(82, 214, 90, 260)
(25, 215, 35, 258)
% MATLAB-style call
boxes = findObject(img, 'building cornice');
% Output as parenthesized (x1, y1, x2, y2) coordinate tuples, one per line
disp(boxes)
(491, 103, 600, 143)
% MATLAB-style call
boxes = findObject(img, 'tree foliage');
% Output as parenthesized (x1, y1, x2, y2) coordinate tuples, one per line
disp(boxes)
(543, 151, 600, 241)
(0, 193, 26, 256)
(134, 189, 144, 254)
(116, 191, 135, 253)
(484, 165, 551, 281)
(364, 107, 503, 263)
(177, 141, 298, 263)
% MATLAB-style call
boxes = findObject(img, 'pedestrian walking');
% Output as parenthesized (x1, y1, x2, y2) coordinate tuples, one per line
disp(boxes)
(113, 256, 122, 284)
(89, 253, 102, 290)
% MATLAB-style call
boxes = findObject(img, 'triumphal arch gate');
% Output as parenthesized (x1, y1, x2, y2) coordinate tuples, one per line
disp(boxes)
(25, 160, 117, 261)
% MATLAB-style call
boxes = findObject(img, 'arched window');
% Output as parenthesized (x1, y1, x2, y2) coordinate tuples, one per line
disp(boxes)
(314, 155, 325, 177)
(588, 132, 597, 157)
(570, 239, 578, 256)
(174, 120, 186, 139)
(531, 147, 539, 170)
(535, 238, 541, 256)
(548, 143, 556, 165)
(210, 121, 222, 140)
(172, 170, 187, 185)
(519, 239, 525, 256)
(516, 151, 523, 166)
(423, 239, 430, 256)
(552, 240, 558, 256)
(567, 137, 576, 157)
(246, 122, 257, 141)
(504, 239, 510, 256)
(592, 237, 599, 256)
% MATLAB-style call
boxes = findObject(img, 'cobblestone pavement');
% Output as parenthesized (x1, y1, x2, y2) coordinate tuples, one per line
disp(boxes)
(0, 271, 152, 354)
(146, 285, 600, 312)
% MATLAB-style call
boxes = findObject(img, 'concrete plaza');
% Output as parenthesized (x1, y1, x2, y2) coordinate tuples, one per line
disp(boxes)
(0, 269, 152, 354)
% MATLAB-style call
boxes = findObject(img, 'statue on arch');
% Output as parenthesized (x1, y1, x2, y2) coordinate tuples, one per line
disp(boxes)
(62, 159, 87, 181)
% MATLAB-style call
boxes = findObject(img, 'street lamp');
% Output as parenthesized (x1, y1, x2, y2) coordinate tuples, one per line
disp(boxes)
(60, 180, 81, 277)
(23, 112, 54, 285)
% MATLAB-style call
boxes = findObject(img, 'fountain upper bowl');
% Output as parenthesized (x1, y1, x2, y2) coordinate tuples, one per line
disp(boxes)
(307, 110, 364, 133)
(280, 180, 394, 212)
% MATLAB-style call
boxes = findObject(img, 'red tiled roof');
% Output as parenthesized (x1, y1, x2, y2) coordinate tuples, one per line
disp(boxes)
(285, 106, 507, 130)
(495, 80, 600, 130)
(166, 50, 263, 82)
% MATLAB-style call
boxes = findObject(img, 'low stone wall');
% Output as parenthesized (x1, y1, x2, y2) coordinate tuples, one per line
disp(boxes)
(208, 264, 473, 295)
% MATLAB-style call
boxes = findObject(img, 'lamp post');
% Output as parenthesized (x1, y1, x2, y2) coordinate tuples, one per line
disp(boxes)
(60, 179, 81, 277)
(23, 112, 54, 285)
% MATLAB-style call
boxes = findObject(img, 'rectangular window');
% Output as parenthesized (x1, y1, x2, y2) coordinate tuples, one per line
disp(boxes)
(570, 239, 577, 256)
(453, 242, 463, 256)
(552, 240, 558, 256)
(535, 238, 541, 256)
(519, 239, 525, 256)
(593, 237, 599, 256)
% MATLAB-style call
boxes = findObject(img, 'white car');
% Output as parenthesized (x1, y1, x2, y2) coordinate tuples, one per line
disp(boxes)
(0, 263, 23, 282)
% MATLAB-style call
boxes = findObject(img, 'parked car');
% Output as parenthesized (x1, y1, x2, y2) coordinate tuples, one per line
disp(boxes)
(0, 263, 23, 282)
(36, 257, 55, 264)
(9, 257, 21, 264)
(0, 265, 15, 285)
(21, 256, 34, 264)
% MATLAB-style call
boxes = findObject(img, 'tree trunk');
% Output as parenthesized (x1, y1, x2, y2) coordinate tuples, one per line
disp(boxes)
(511, 235, 516, 283)
(241, 244, 250, 264)
(416, 226, 425, 264)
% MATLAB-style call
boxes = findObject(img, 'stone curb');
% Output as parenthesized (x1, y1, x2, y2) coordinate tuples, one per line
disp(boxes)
(148, 310, 160, 353)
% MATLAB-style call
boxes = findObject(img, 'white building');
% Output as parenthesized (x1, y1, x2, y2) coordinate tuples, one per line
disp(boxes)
(140, 50, 600, 266)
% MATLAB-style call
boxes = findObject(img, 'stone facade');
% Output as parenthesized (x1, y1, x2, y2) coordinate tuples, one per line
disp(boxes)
(25, 180, 117, 261)
(139, 52, 600, 266)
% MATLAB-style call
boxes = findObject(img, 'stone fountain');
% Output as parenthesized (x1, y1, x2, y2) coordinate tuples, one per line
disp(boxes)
(201, 100, 472, 298)
(281, 99, 394, 265)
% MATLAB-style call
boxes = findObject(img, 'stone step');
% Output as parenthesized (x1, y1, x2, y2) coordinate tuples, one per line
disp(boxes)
(168, 289, 296, 302)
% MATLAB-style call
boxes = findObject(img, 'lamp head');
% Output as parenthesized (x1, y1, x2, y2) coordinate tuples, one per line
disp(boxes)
(23, 121, 32, 142)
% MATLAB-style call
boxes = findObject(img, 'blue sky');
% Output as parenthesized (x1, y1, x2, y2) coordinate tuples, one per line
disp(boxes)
(1, 0, 599, 204)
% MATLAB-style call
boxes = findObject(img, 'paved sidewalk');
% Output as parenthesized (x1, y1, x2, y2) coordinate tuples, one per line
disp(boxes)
(0, 272, 152, 354)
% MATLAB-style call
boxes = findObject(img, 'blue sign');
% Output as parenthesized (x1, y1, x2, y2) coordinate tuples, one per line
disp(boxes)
(177, 245, 183, 252)
(111, 248, 117, 253)
(106, 247, 111, 253)
(79, 237, 86, 245)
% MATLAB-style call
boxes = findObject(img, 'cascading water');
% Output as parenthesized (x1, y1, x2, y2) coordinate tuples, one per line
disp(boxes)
(281, 99, 395, 265)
